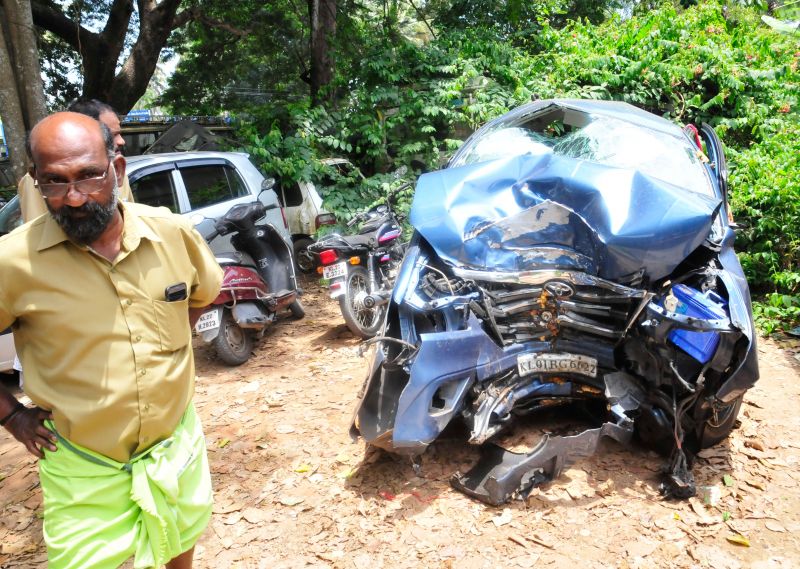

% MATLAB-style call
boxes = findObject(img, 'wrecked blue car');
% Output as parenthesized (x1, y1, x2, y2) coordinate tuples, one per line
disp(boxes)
(350, 99, 759, 505)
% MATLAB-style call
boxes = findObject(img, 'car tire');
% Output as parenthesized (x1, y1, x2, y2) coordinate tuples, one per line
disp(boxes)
(293, 238, 317, 274)
(288, 299, 305, 320)
(338, 266, 384, 339)
(213, 309, 253, 366)
(697, 394, 744, 448)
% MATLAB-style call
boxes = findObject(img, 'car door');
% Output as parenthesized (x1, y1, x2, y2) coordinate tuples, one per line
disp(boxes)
(0, 195, 22, 237)
(174, 159, 250, 219)
(128, 163, 186, 213)
(277, 180, 315, 236)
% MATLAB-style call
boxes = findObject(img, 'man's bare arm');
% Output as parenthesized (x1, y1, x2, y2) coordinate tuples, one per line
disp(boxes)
(0, 384, 56, 458)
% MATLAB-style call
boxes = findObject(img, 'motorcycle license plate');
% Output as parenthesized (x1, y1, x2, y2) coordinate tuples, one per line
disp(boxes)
(323, 262, 347, 280)
(195, 310, 221, 333)
(517, 352, 598, 378)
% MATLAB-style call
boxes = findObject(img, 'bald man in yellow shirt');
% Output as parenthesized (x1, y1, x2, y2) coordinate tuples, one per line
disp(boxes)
(0, 112, 222, 569)
(17, 99, 134, 222)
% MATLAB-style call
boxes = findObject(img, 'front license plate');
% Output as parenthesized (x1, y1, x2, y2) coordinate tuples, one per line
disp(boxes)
(323, 262, 347, 280)
(195, 310, 220, 333)
(517, 352, 598, 378)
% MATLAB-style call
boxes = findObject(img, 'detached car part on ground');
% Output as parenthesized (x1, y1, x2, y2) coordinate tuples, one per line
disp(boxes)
(351, 100, 759, 505)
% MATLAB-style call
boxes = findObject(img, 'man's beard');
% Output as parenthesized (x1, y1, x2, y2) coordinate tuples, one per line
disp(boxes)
(48, 181, 119, 245)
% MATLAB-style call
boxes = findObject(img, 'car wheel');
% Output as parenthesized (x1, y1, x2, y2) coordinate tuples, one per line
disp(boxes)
(288, 299, 305, 320)
(697, 394, 744, 448)
(213, 309, 253, 366)
(293, 238, 317, 274)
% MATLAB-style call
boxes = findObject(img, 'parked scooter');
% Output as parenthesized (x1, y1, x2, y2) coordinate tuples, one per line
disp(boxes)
(194, 184, 304, 365)
(310, 183, 410, 338)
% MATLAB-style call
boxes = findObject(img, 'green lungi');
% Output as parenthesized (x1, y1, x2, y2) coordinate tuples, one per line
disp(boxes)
(39, 402, 212, 569)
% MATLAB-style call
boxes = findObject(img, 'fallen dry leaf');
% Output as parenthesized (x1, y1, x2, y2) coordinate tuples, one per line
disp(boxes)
(278, 496, 305, 507)
(726, 533, 751, 547)
(625, 538, 659, 558)
(242, 507, 270, 524)
(743, 439, 765, 452)
(491, 508, 513, 527)
(764, 520, 786, 533)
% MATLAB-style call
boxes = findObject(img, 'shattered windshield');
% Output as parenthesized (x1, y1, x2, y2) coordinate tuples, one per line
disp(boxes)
(452, 107, 713, 197)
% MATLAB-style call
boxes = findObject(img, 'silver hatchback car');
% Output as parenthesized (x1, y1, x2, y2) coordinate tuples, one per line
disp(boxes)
(0, 151, 292, 372)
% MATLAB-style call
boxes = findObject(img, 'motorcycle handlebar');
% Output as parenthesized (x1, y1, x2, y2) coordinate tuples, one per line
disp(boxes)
(346, 182, 413, 227)
(388, 181, 413, 199)
(346, 213, 363, 228)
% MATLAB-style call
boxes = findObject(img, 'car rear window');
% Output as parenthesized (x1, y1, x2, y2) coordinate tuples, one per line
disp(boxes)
(180, 165, 248, 210)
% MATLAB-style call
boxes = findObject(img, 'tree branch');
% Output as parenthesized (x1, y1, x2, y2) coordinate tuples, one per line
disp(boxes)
(405, 0, 436, 40)
(170, 6, 200, 30)
(109, 0, 184, 112)
(98, 0, 134, 47)
(30, 0, 97, 53)
(169, 7, 251, 37)
(198, 15, 252, 37)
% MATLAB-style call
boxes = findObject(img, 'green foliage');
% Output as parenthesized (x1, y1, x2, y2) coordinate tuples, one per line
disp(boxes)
(165, 0, 799, 331)
(161, 0, 308, 114)
(753, 293, 800, 335)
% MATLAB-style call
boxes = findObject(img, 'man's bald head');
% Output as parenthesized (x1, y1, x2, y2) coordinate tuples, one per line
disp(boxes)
(28, 112, 114, 170)
(28, 112, 125, 245)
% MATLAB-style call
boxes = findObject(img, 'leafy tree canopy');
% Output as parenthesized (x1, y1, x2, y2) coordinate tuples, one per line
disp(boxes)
(86, 0, 800, 330)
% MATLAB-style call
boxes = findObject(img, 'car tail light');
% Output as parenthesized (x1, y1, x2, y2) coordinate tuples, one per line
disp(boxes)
(315, 213, 336, 229)
(319, 249, 339, 266)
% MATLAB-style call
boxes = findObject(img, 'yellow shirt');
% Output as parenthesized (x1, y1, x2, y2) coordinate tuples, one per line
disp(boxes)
(18, 172, 135, 223)
(0, 202, 222, 462)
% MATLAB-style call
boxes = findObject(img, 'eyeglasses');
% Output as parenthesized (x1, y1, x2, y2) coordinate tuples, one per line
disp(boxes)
(35, 162, 112, 199)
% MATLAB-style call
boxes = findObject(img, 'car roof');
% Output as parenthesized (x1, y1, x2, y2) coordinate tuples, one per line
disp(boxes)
(125, 151, 251, 167)
(493, 99, 686, 139)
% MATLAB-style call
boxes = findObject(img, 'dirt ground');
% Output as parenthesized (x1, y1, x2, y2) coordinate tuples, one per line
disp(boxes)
(1, 277, 799, 569)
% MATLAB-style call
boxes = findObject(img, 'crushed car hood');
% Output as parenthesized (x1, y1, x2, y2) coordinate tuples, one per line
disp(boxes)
(410, 152, 722, 281)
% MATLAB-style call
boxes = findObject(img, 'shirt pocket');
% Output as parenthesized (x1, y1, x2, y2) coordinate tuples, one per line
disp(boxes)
(152, 299, 191, 351)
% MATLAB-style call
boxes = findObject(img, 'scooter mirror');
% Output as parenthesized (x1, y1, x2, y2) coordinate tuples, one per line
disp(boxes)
(261, 177, 276, 191)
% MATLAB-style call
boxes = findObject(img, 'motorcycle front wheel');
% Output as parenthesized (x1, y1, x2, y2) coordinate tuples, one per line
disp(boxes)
(338, 266, 384, 339)
(213, 309, 253, 366)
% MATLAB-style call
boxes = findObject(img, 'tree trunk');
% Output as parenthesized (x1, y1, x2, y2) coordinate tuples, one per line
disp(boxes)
(81, 0, 133, 103)
(31, 0, 185, 114)
(109, 0, 182, 112)
(0, 1, 46, 183)
(4, 0, 47, 124)
(308, 0, 336, 106)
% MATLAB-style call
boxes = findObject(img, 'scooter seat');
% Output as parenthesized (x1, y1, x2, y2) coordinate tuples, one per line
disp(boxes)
(215, 251, 257, 268)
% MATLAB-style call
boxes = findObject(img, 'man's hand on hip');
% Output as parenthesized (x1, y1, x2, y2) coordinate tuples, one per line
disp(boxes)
(5, 407, 57, 458)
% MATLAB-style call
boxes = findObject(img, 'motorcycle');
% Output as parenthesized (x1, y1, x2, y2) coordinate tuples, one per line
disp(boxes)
(350, 100, 759, 505)
(194, 188, 304, 366)
(309, 184, 409, 339)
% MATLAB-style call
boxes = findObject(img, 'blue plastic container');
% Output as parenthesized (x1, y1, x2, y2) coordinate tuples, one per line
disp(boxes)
(668, 284, 728, 364)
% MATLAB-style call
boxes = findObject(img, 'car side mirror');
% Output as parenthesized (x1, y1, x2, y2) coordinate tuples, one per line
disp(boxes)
(261, 177, 276, 191)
